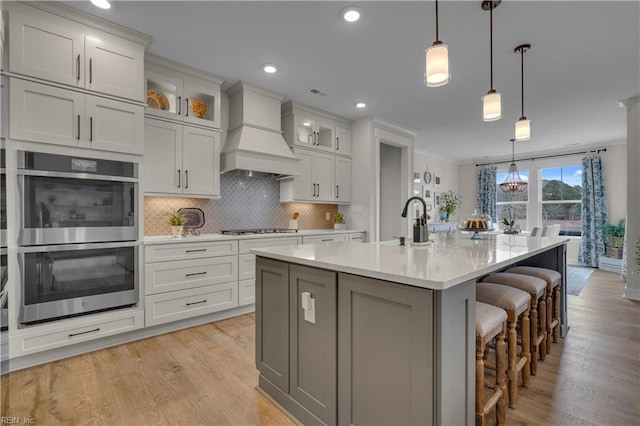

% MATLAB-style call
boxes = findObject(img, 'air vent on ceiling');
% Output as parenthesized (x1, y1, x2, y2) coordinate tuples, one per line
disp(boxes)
(308, 88, 327, 96)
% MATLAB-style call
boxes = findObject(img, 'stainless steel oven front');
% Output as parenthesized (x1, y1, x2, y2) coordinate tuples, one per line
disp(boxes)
(17, 151, 138, 246)
(18, 242, 139, 326)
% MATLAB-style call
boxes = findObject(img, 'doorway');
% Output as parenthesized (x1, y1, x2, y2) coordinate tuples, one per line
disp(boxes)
(379, 143, 402, 242)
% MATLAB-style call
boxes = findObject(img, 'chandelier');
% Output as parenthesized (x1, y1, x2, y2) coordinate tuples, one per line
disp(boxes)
(499, 139, 528, 193)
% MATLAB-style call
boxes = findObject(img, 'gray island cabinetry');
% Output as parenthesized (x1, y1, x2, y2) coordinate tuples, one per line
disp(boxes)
(254, 235, 568, 425)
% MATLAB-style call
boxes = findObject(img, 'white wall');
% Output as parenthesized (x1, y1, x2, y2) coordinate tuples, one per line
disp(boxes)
(457, 144, 628, 265)
(414, 151, 461, 222)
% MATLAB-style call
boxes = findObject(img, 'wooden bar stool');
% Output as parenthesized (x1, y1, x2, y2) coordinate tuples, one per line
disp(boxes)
(507, 266, 562, 354)
(476, 282, 530, 409)
(475, 301, 507, 426)
(482, 273, 547, 376)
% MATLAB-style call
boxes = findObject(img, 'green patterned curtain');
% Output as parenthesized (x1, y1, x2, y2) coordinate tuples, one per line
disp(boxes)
(578, 155, 608, 267)
(477, 166, 497, 222)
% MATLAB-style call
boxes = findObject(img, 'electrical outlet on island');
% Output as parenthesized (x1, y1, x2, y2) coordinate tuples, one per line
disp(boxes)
(326, 212, 330, 220)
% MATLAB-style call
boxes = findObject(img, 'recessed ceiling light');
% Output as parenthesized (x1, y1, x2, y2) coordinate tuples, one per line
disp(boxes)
(342, 7, 361, 23)
(355, 102, 366, 109)
(90, 0, 111, 10)
(263, 64, 277, 74)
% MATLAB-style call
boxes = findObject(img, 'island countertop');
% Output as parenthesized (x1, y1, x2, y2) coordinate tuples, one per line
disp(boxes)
(251, 234, 569, 290)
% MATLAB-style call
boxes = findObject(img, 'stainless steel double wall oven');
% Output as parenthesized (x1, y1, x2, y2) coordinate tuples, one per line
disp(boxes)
(17, 151, 139, 326)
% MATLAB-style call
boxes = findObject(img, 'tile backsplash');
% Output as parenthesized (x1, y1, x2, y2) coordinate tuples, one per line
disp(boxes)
(144, 172, 338, 236)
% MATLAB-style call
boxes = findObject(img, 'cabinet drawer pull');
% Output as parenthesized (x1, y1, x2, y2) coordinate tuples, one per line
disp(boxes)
(186, 271, 207, 277)
(186, 300, 207, 307)
(77, 114, 81, 140)
(178, 96, 182, 115)
(89, 58, 93, 84)
(69, 328, 100, 338)
(185, 170, 189, 189)
(186, 249, 207, 253)
(352, 236, 362, 240)
(76, 54, 80, 81)
(90, 116, 93, 142)
(322, 238, 333, 242)
(185, 98, 189, 117)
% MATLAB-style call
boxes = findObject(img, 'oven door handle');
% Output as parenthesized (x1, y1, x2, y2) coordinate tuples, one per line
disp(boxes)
(16, 169, 139, 183)
(17, 241, 140, 253)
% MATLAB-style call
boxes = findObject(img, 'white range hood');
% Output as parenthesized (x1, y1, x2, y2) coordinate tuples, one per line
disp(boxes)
(221, 81, 300, 176)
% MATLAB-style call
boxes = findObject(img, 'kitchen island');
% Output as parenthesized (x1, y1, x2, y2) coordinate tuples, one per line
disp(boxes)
(252, 233, 568, 426)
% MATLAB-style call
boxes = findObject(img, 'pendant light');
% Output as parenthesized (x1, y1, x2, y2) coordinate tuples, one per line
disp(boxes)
(500, 139, 528, 193)
(425, 0, 450, 87)
(514, 43, 531, 141)
(481, 1, 502, 121)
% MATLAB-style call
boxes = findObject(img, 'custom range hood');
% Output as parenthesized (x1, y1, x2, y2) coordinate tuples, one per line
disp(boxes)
(221, 81, 300, 176)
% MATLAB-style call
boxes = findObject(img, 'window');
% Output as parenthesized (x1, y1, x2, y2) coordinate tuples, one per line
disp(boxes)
(496, 170, 529, 231)
(541, 165, 582, 236)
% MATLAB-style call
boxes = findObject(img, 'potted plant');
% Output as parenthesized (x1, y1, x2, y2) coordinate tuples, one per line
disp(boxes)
(601, 219, 625, 258)
(167, 210, 187, 237)
(333, 212, 345, 230)
(501, 206, 518, 234)
(439, 190, 462, 221)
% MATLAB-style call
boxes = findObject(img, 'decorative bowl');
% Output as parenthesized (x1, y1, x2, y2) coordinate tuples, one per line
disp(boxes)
(191, 99, 207, 119)
(146, 89, 169, 110)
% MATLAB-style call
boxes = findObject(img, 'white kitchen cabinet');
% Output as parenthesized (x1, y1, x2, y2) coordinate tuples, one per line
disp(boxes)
(144, 118, 220, 198)
(8, 3, 145, 102)
(349, 232, 366, 242)
(10, 78, 144, 154)
(335, 125, 352, 157)
(145, 54, 223, 130)
(144, 240, 240, 327)
(281, 147, 334, 203)
(334, 156, 352, 203)
(289, 114, 335, 153)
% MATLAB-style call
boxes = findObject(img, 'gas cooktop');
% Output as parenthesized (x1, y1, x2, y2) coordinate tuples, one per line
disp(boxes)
(219, 228, 298, 236)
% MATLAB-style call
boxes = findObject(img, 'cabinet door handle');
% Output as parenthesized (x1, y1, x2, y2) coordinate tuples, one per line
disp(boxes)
(186, 249, 207, 253)
(177, 169, 181, 188)
(89, 58, 92, 84)
(316, 183, 320, 197)
(178, 96, 182, 115)
(185, 98, 189, 117)
(77, 114, 81, 140)
(336, 185, 339, 199)
(315, 132, 319, 145)
(336, 137, 340, 151)
(186, 300, 207, 307)
(69, 328, 100, 337)
(186, 271, 207, 277)
(185, 170, 189, 189)
(76, 54, 80, 81)
(312, 183, 316, 197)
(89, 116, 93, 142)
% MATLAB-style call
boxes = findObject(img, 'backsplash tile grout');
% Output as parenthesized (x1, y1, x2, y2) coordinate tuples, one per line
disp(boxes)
(144, 173, 338, 236)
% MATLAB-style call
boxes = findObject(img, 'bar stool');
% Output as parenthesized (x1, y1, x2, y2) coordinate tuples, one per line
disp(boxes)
(476, 282, 530, 409)
(475, 302, 507, 426)
(507, 266, 562, 353)
(482, 273, 547, 376)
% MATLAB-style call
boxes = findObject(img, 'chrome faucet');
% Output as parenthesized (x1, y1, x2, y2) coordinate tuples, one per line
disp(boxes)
(401, 196, 429, 244)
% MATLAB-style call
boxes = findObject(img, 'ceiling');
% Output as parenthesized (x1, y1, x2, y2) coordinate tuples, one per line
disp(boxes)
(64, 1, 640, 165)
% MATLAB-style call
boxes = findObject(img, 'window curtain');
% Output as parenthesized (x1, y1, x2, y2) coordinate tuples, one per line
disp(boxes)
(477, 166, 497, 222)
(622, 214, 628, 281)
(578, 155, 608, 267)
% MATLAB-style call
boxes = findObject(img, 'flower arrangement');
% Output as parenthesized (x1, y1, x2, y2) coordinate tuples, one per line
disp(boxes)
(190, 100, 207, 119)
(333, 212, 345, 224)
(501, 206, 518, 234)
(439, 190, 462, 217)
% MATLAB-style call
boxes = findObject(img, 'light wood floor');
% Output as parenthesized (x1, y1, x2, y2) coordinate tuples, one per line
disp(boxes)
(2, 270, 639, 425)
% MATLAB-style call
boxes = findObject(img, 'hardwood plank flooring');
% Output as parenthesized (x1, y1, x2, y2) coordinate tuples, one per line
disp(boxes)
(2, 270, 639, 425)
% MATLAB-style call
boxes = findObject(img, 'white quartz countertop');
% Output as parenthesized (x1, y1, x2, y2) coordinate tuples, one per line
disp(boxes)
(251, 234, 569, 290)
(143, 229, 366, 245)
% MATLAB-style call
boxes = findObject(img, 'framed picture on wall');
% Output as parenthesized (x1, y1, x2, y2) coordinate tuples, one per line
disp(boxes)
(413, 172, 421, 183)
(435, 176, 441, 186)
(435, 192, 441, 206)
(426, 203, 433, 211)
(424, 189, 431, 199)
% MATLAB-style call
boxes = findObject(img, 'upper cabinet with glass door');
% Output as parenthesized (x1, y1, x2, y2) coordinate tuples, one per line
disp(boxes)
(282, 101, 351, 156)
(144, 54, 223, 130)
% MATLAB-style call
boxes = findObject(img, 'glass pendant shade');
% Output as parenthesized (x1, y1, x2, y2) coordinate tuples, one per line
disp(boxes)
(515, 118, 531, 141)
(482, 91, 502, 121)
(425, 43, 450, 87)
(499, 163, 528, 192)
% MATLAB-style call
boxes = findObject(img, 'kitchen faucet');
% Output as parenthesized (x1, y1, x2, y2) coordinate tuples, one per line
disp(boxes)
(401, 196, 429, 244)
